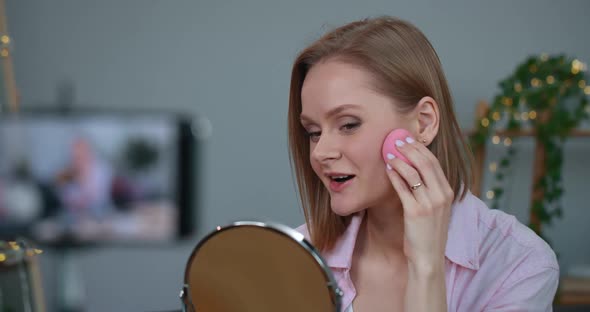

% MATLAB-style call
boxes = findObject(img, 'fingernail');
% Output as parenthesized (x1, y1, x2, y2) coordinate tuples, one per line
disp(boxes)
(395, 140, 405, 147)
(386, 164, 392, 170)
(387, 153, 395, 160)
(405, 137, 415, 144)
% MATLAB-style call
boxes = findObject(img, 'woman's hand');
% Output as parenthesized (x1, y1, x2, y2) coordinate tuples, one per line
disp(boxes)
(385, 135, 453, 311)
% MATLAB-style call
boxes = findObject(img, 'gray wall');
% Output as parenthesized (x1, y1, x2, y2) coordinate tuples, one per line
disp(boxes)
(5, 0, 590, 311)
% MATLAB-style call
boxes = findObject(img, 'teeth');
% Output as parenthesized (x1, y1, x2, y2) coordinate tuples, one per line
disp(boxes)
(329, 175, 350, 180)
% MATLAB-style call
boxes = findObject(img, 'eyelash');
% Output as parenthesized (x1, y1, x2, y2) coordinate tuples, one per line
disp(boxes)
(342, 122, 360, 132)
(305, 122, 360, 142)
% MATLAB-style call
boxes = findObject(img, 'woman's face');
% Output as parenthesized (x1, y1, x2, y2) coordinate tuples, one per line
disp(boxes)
(300, 60, 413, 216)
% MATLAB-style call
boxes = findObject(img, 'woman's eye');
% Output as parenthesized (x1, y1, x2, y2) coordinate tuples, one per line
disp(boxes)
(307, 131, 321, 142)
(341, 122, 360, 132)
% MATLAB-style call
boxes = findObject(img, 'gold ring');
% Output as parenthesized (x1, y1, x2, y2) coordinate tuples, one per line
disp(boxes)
(411, 182, 423, 190)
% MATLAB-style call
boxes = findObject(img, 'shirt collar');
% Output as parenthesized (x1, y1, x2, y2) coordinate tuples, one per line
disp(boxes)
(445, 191, 481, 270)
(323, 211, 365, 269)
(323, 191, 481, 271)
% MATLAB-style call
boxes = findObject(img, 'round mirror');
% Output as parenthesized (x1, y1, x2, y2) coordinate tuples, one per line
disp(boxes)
(180, 221, 342, 312)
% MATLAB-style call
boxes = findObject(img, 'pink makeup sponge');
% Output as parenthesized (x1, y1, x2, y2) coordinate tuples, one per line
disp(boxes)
(382, 128, 413, 166)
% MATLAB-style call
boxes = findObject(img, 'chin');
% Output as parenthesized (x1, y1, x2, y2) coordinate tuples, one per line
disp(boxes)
(330, 198, 363, 217)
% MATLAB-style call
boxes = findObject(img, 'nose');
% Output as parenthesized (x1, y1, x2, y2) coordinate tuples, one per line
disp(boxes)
(311, 133, 342, 164)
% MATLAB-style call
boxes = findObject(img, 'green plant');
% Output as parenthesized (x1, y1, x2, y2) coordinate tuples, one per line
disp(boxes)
(470, 54, 590, 241)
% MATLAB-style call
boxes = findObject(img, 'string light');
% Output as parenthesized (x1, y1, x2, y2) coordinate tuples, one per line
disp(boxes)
(0, 240, 43, 263)
(489, 162, 498, 172)
(572, 59, 586, 74)
(0, 34, 9, 58)
(492, 135, 501, 144)
(572, 60, 580, 75)
(481, 118, 490, 127)
(8, 241, 20, 250)
(473, 55, 590, 237)
(529, 110, 537, 119)
(486, 190, 495, 199)
(24, 249, 43, 256)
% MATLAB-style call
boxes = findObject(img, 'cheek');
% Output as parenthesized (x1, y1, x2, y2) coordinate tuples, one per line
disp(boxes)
(350, 135, 390, 186)
(350, 135, 383, 166)
(309, 151, 322, 177)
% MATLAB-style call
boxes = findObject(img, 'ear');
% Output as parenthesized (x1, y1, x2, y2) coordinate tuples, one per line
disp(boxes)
(413, 96, 439, 145)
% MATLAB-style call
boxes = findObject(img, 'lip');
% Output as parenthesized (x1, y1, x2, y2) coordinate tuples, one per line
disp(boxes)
(325, 172, 355, 192)
(329, 177, 354, 192)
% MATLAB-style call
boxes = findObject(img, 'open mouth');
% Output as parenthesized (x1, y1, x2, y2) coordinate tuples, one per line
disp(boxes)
(329, 175, 355, 183)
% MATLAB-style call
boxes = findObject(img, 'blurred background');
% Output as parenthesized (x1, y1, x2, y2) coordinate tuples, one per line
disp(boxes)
(1, 0, 590, 311)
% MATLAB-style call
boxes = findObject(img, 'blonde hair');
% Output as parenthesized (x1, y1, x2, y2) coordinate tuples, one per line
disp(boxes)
(288, 16, 473, 252)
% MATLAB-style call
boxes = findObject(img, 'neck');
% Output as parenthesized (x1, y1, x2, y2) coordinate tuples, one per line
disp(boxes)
(356, 193, 406, 263)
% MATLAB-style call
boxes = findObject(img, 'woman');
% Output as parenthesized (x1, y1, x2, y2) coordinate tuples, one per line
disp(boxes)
(289, 16, 559, 311)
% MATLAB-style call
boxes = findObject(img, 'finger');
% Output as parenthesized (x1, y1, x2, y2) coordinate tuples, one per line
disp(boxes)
(385, 163, 417, 210)
(387, 156, 431, 205)
(405, 137, 448, 186)
(407, 137, 455, 201)
(399, 136, 455, 207)
(394, 137, 448, 196)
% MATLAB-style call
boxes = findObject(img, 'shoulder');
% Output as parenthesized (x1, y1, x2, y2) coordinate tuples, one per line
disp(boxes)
(449, 194, 559, 309)
(475, 199, 558, 270)
(464, 194, 559, 288)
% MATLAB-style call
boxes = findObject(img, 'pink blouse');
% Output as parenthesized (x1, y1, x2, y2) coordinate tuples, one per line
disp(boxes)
(297, 192, 559, 311)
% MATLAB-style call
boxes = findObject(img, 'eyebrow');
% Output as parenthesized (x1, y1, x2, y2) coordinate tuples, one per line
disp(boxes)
(300, 103, 361, 123)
